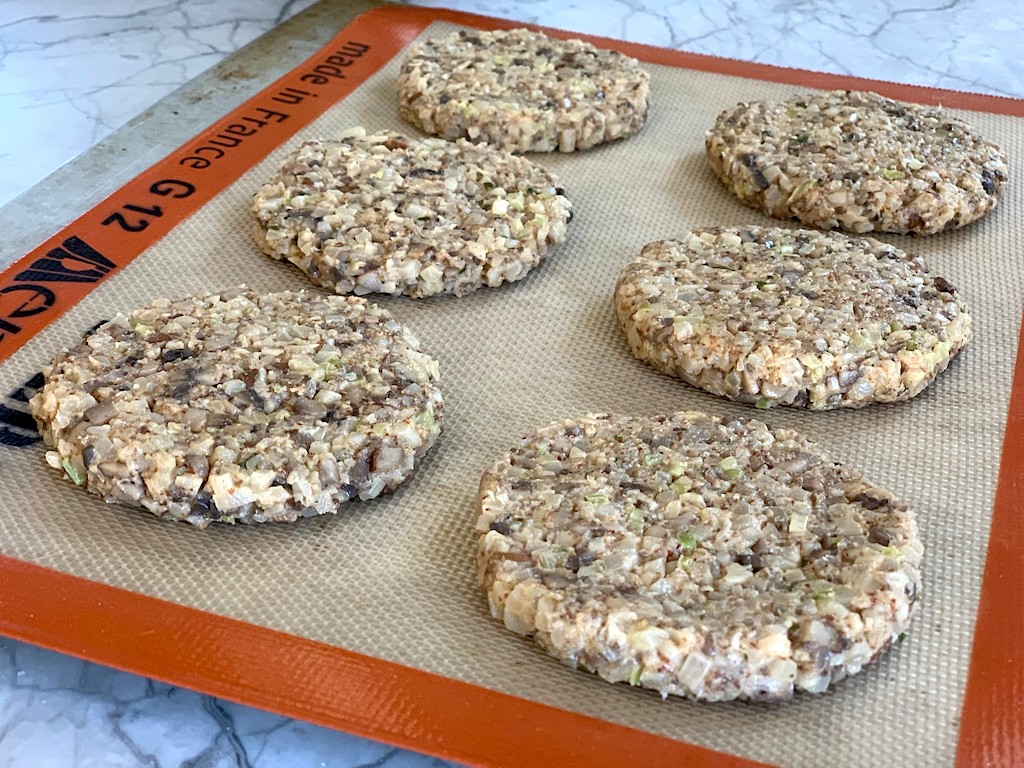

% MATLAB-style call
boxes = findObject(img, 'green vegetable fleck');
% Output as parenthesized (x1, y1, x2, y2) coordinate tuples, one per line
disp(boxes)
(719, 456, 741, 480)
(626, 507, 645, 533)
(677, 532, 697, 551)
(850, 332, 872, 350)
(671, 477, 693, 495)
(812, 585, 835, 601)
(62, 458, 86, 486)
(787, 179, 816, 204)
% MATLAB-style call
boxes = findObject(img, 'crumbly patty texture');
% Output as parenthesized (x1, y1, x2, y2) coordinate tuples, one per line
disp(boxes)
(30, 288, 444, 528)
(614, 227, 972, 410)
(705, 90, 1008, 235)
(252, 129, 572, 298)
(397, 28, 650, 153)
(477, 412, 922, 702)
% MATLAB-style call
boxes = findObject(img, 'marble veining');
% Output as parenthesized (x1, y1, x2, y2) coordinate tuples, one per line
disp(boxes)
(0, 0, 320, 209)
(0, 0, 1021, 765)
(1, 637, 456, 766)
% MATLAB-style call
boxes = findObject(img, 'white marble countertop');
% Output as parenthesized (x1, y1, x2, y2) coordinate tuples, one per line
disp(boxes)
(0, 1, 1021, 765)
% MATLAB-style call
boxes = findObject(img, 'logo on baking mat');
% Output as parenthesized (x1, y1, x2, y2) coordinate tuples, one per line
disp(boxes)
(1, 315, 107, 448)
(0, 235, 113, 348)
(0, 371, 43, 447)
(13, 236, 115, 284)
(0, 248, 112, 448)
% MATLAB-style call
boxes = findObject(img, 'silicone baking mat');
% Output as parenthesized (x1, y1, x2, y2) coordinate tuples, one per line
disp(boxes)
(0, 7, 1020, 767)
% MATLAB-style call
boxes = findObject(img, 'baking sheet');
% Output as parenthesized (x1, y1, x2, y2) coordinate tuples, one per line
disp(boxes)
(0, 7, 1021, 767)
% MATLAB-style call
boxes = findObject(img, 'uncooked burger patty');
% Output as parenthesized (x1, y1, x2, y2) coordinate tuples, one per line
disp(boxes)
(477, 411, 922, 702)
(614, 226, 971, 410)
(252, 129, 572, 298)
(30, 288, 443, 528)
(705, 90, 1008, 234)
(397, 28, 650, 153)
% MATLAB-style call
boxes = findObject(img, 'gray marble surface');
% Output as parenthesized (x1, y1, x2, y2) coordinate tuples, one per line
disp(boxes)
(0, 1, 1020, 765)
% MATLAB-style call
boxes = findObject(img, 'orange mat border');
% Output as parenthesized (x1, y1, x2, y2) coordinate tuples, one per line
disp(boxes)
(0, 7, 1020, 767)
